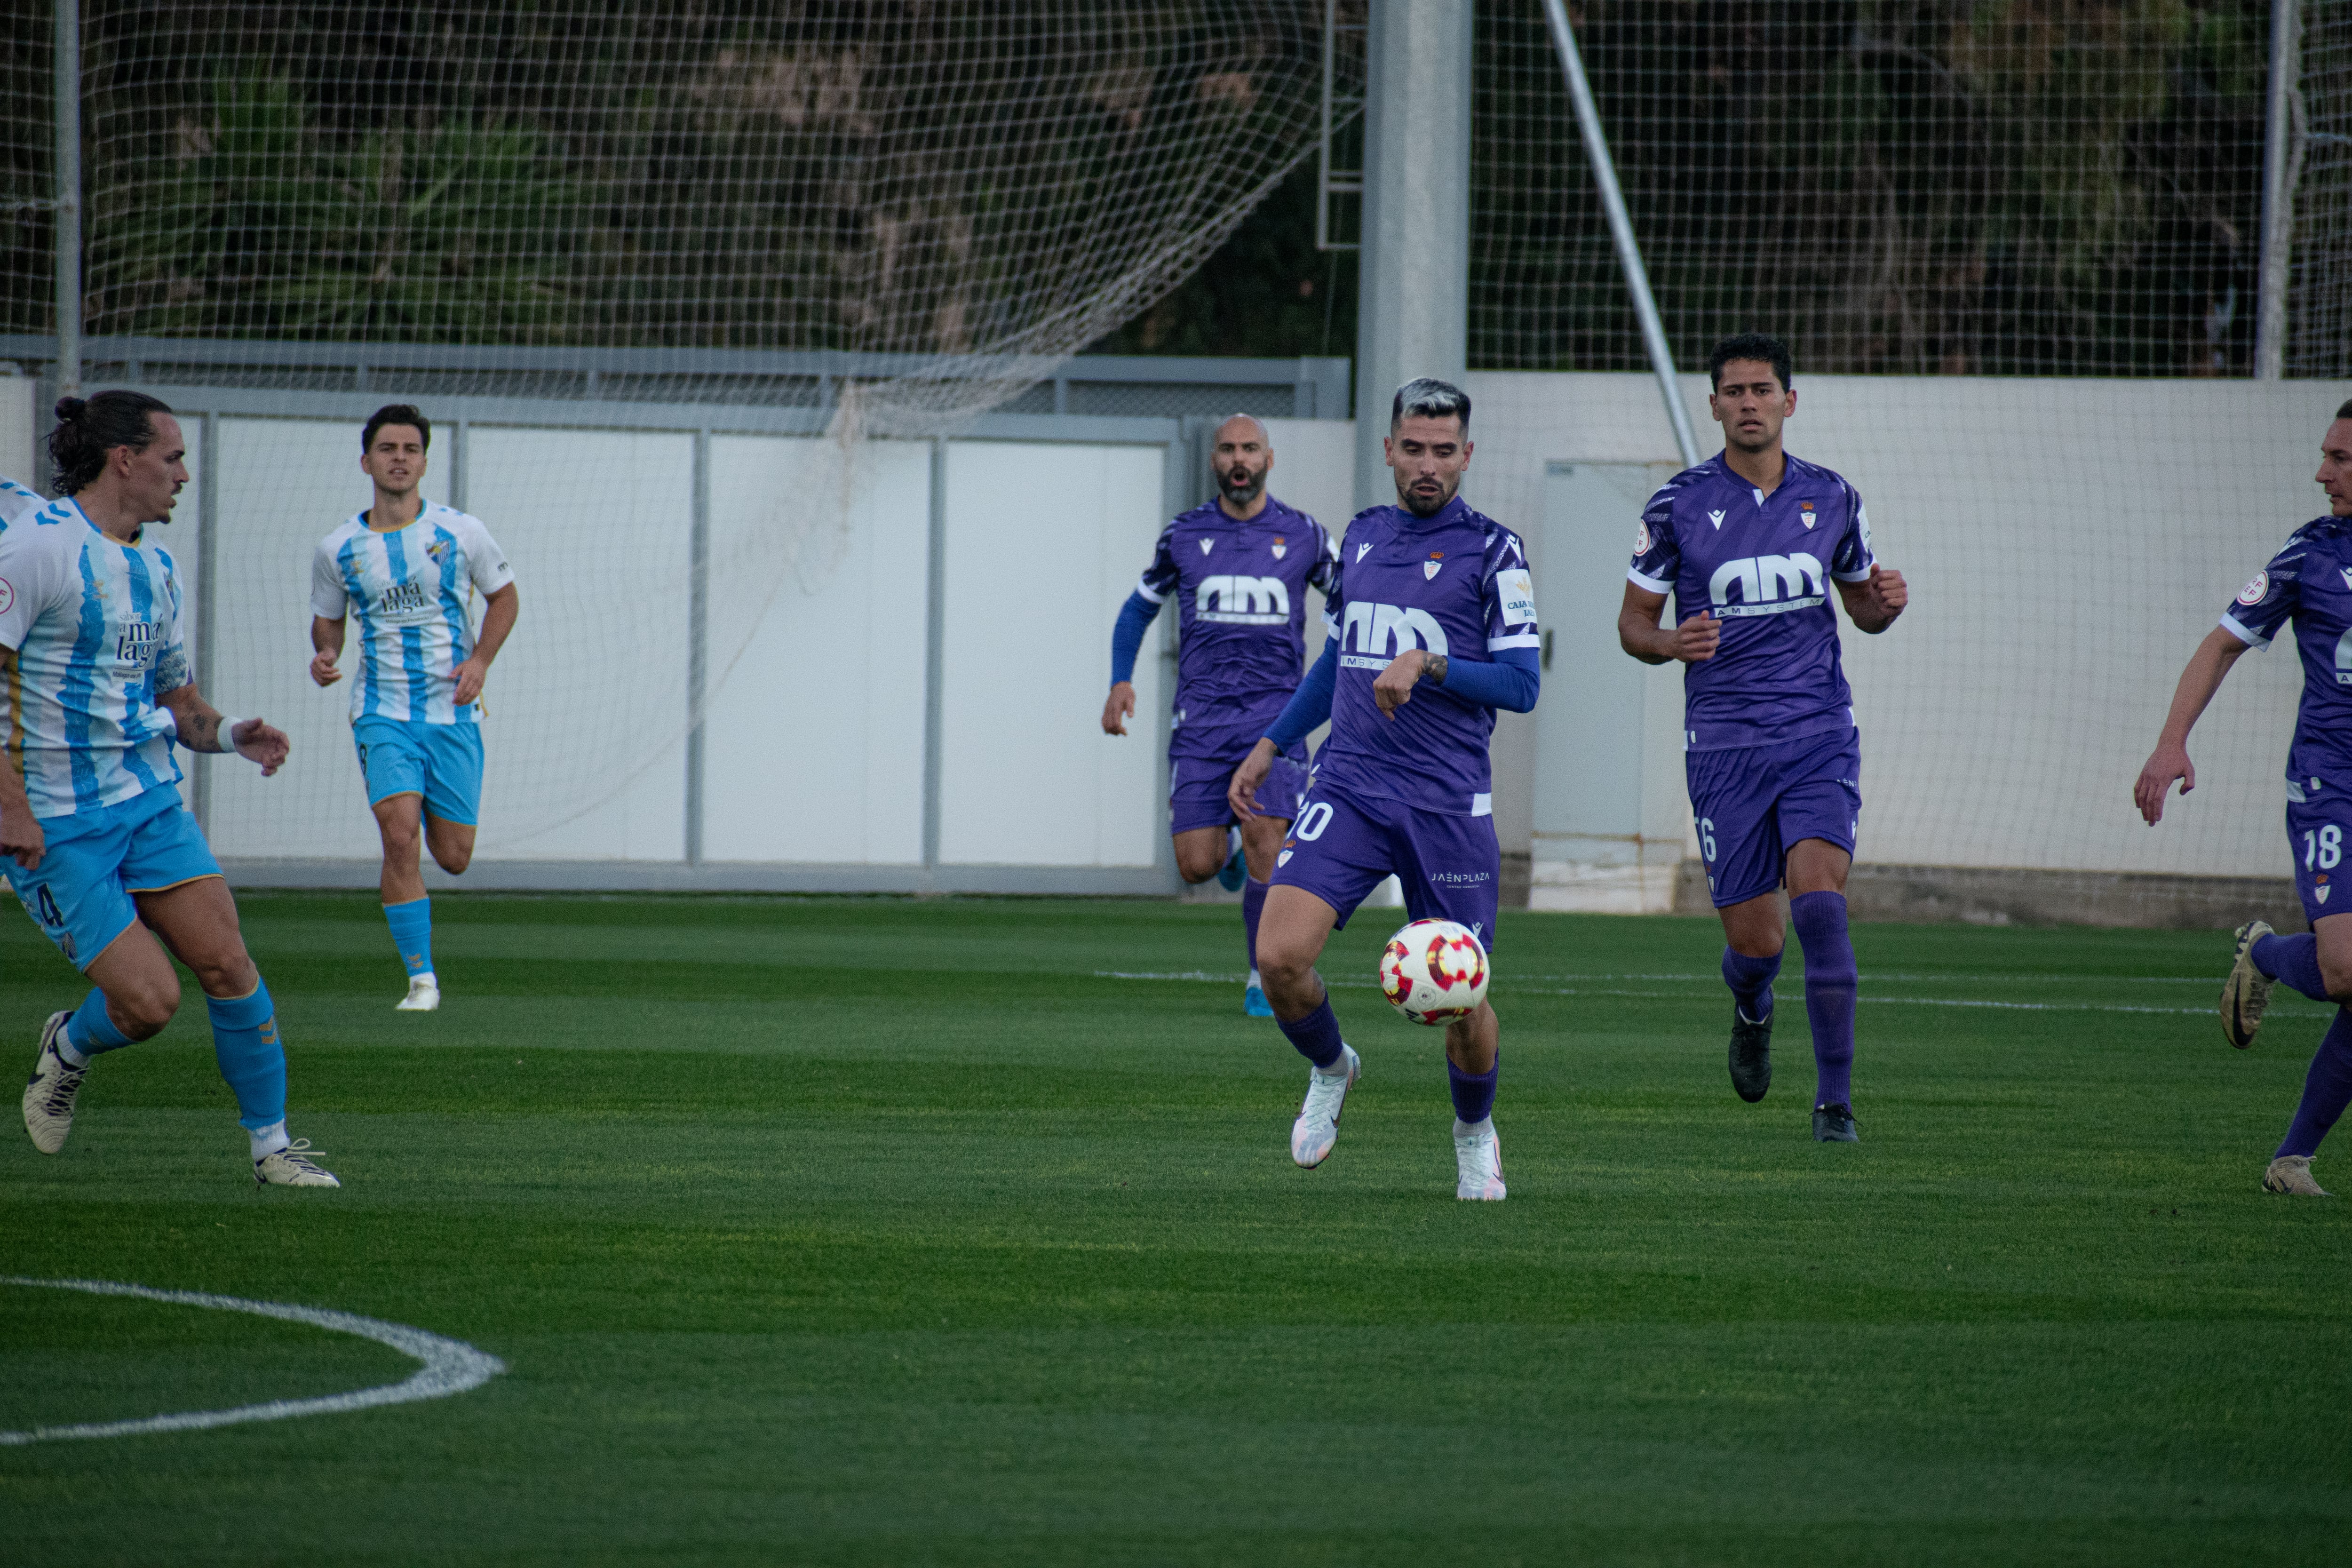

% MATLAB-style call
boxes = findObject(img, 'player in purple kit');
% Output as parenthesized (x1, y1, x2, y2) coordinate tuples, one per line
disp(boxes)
(1617, 333, 1907, 1141)
(2135, 399, 2352, 1197)
(1230, 379, 1541, 1201)
(1104, 414, 1338, 1016)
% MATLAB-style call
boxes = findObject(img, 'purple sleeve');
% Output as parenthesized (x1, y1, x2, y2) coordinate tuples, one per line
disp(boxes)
(1266, 639, 1337, 749)
(2222, 541, 2304, 647)
(1629, 487, 1679, 592)
(1830, 481, 1875, 582)
(1307, 521, 1341, 595)
(1136, 525, 1180, 604)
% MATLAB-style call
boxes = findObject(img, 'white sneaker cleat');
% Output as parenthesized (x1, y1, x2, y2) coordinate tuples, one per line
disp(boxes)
(2263, 1154, 2331, 1196)
(1454, 1118, 1506, 1201)
(395, 973, 441, 1012)
(1290, 1044, 1360, 1169)
(22, 1011, 83, 1156)
(255, 1139, 341, 1188)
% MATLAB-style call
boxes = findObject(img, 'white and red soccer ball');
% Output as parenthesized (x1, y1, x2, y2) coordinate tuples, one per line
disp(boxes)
(1377, 918, 1489, 1026)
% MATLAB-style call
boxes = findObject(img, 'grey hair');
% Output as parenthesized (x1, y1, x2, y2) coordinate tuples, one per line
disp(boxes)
(1390, 377, 1470, 433)
(1215, 412, 1272, 449)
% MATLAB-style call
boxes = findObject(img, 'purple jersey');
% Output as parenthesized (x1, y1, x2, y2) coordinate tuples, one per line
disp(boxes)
(1314, 495, 1540, 817)
(1629, 453, 1875, 751)
(1137, 497, 1338, 758)
(2220, 517, 2352, 781)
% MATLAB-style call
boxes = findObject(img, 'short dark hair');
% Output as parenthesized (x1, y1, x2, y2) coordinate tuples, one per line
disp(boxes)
(48, 390, 173, 496)
(1708, 333, 1795, 391)
(1390, 377, 1470, 433)
(362, 404, 431, 452)
(2337, 397, 2352, 421)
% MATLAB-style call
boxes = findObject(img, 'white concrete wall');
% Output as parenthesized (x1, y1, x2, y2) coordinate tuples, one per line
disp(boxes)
(1470, 371, 2352, 879)
(0, 368, 33, 492)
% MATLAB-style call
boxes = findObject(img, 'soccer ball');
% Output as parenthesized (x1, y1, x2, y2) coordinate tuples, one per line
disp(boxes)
(1378, 919, 1489, 1026)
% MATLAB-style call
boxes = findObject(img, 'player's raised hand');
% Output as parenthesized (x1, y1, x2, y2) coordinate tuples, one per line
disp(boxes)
(230, 717, 291, 777)
(1101, 681, 1136, 737)
(2134, 740, 2195, 825)
(1227, 738, 1276, 820)
(308, 647, 343, 687)
(1374, 649, 1428, 716)
(1671, 612, 1721, 663)
(1865, 564, 1908, 621)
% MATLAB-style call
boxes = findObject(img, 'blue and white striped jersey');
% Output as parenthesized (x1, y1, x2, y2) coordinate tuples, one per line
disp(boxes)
(311, 504, 514, 724)
(0, 498, 189, 818)
(0, 475, 46, 527)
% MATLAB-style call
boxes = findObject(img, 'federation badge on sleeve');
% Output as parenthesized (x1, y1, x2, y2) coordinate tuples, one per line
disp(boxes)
(0, 578, 14, 614)
(1634, 521, 1652, 555)
(2238, 571, 2270, 606)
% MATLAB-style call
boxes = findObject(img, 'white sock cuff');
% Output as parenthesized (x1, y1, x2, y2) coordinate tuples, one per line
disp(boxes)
(1454, 1115, 1494, 1138)
(249, 1121, 289, 1161)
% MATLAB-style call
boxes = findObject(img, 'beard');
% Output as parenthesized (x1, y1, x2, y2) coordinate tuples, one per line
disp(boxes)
(1397, 473, 1459, 517)
(1217, 466, 1266, 506)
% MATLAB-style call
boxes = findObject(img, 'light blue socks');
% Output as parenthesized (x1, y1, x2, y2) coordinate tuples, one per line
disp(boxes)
(207, 981, 287, 1135)
(58, 988, 132, 1066)
(384, 896, 434, 978)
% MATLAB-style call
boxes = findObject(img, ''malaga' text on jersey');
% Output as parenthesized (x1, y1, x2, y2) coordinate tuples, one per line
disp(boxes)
(0, 498, 191, 817)
(312, 503, 515, 725)
(1137, 498, 1338, 755)
(1629, 453, 1875, 751)
(1319, 495, 1540, 816)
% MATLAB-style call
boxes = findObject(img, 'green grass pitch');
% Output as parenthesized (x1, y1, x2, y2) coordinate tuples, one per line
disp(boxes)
(1, 891, 2348, 1565)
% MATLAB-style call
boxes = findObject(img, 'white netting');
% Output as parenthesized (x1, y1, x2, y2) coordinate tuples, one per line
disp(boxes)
(4, 2, 1333, 858)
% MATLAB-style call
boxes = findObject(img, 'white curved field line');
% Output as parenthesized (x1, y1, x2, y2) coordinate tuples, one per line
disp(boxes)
(0, 1277, 505, 1445)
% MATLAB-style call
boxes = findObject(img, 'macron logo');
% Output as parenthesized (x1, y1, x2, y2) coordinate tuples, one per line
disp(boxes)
(1708, 510, 1726, 529)
(1196, 575, 1289, 626)
(1357, 542, 1374, 562)
(1708, 552, 1826, 617)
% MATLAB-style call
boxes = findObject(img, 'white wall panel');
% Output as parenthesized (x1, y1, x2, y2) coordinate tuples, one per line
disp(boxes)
(700, 435, 928, 864)
(205, 416, 449, 859)
(938, 441, 1166, 867)
(462, 427, 692, 861)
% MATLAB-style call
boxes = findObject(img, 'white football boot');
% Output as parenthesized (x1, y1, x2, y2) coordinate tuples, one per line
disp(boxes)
(255, 1139, 341, 1188)
(1290, 1044, 1360, 1169)
(396, 973, 441, 1012)
(22, 1011, 83, 1155)
(1454, 1118, 1506, 1201)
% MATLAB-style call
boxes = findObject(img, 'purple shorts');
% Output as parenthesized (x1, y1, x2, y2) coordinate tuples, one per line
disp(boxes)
(1269, 780, 1501, 951)
(1170, 745, 1311, 836)
(2286, 789, 2352, 924)
(1686, 728, 1862, 908)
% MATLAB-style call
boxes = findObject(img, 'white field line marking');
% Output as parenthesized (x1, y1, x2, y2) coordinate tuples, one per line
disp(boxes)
(0, 1277, 505, 1445)
(1092, 971, 2327, 1020)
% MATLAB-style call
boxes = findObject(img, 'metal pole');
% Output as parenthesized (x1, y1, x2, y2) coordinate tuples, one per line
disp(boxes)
(1539, 0, 1700, 467)
(2256, 0, 2302, 380)
(54, 0, 80, 398)
(921, 438, 947, 874)
(684, 429, 709, 865)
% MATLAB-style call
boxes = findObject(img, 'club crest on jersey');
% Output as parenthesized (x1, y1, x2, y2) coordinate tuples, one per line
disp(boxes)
(1708, 509, 1726, 529)
(1198, 539, 1213, 555)
(1271, 536, 1287, 559)
(2238, 571, 2270, 605)
(425, 537, 451, 564)
(1424, 550, 1444, 581)
(1799, 501, 1817, 529)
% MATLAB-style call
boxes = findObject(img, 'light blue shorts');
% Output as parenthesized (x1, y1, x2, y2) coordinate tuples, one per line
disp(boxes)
(6, 784, 222, 970)
(354, 716, 484, 826)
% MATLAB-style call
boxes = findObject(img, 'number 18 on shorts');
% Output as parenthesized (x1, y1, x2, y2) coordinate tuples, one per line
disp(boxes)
(2290, 795, 2349, 922)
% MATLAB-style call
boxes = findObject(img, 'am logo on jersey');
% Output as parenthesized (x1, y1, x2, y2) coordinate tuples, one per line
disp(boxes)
(1337, 600, 1448, 670)
(1709, 552, 1827, 617)
(1196, 575, 1289, 625)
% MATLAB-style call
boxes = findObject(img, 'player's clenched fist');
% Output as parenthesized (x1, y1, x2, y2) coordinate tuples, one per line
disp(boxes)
(308, 647, 342, 687)
(1862, 563, 1908, 623)
(1373, 648, 1429, 716)
(1671, 611, 1721, 663)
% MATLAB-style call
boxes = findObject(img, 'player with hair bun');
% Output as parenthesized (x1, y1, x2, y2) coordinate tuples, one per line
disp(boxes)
(12, 392, 338, 1186)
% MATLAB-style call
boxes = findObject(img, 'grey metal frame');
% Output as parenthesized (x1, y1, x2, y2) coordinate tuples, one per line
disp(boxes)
(51, 0, 79, 399)
(122, 378, 1219, 895)
(2256, 0, 2304, 380)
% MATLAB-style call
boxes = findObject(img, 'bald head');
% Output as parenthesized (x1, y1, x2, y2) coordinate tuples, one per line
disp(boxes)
(1211, 413, 1274, 519)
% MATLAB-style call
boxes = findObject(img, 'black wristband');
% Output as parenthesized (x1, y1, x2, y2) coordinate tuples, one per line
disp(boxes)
(1420, 653, 1448, 686)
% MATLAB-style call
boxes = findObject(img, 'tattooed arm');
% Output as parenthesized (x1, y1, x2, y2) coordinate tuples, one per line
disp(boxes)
(157, 681, 289, 775)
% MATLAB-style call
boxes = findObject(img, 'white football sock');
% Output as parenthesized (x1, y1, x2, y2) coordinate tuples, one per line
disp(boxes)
(54, 1035, 89, 1069)
(1454, 1116, 1494, 1138)
(249, 1121, 290, 1161)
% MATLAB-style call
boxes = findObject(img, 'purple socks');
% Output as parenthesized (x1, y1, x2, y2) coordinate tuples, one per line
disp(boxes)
(1448, 1051, 1498, 1124)
(1276, 992, 1346, 1069)
(1789, 891, 1857, 1109)
(2253, 931, 2332, 1002)
(1243, 876, 1268, 973)
(1722, 947, 1782, 1021)
(2279, 1007, 2352, 1159)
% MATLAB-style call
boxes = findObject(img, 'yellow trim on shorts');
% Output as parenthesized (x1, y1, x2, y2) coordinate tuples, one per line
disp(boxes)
(124, 872, 226, 895)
